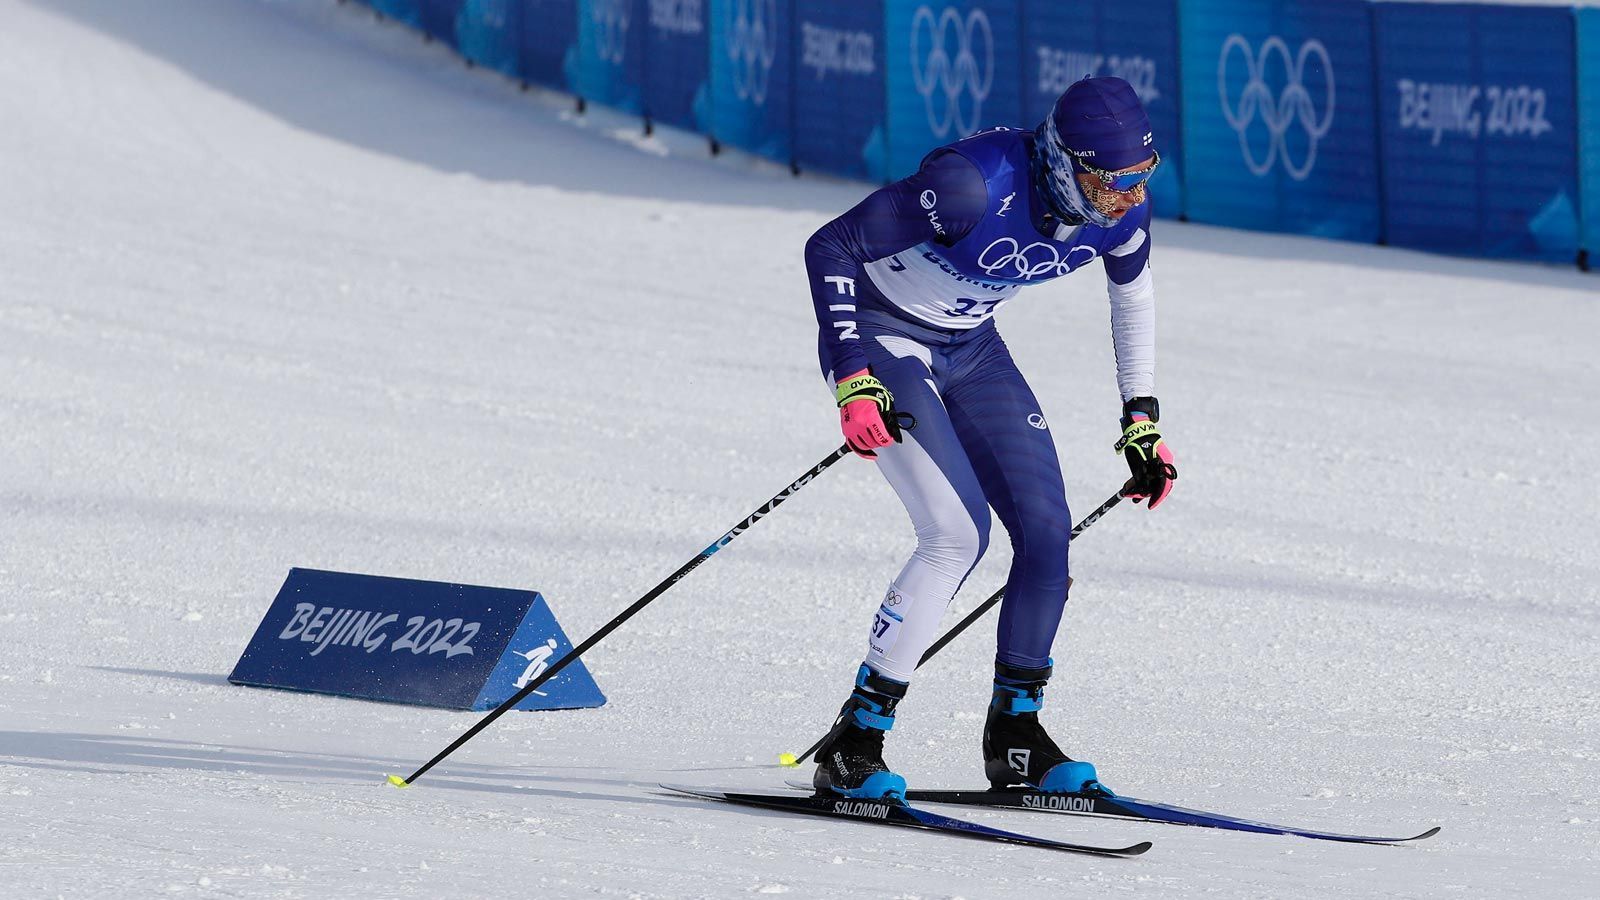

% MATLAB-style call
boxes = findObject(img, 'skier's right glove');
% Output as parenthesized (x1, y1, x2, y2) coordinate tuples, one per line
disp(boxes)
(1115, 396, 1177, 509)
(836, 370, 901, 459)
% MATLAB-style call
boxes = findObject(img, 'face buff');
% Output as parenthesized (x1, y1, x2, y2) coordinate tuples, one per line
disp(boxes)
(1037, 113, 1121, 228)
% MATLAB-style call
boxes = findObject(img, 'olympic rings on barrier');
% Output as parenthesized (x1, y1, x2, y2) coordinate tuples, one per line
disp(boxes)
(910, 5, 994, 139)
(592, 0, 630, 66)
(1218, 34, 1336, 181)
(728, 0, 779, 105)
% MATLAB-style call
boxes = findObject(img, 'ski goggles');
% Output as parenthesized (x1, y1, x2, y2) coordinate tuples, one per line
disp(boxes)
(1068, 148, 1160, 194)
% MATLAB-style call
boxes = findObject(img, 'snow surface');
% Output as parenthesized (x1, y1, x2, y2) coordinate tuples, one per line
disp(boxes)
(2, 0, 1598, 897)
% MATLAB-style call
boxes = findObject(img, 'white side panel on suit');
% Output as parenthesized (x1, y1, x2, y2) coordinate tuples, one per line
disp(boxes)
(860, 335, 985, 681)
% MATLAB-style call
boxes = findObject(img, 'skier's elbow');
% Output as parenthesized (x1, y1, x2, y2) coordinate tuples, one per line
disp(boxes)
(804, 219, 856, 273)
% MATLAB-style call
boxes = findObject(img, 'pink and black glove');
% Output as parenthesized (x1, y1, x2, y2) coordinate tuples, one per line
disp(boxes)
(1115, 396, 1176, 509)
(835, 370, 902, 459)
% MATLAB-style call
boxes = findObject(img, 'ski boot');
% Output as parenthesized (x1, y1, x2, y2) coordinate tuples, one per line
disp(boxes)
(982, 660, 1106, 794)
(813, 665, 909, 802)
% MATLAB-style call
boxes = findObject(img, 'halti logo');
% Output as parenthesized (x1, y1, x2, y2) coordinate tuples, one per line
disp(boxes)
(1027, 413, 1047, 430)
(997, 192, 1015, 217)
(920, 190, 945, 234)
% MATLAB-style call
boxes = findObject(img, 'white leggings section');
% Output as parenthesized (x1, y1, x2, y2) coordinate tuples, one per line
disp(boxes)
(863, 430, 985, 681)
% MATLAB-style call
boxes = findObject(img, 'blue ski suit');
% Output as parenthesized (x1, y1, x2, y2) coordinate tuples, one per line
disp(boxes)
(804, 126, 1155, 679)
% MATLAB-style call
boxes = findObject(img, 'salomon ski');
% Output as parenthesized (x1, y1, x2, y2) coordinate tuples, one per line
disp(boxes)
(662, 785, 1151, 857)
(900, 788, 1440, 844)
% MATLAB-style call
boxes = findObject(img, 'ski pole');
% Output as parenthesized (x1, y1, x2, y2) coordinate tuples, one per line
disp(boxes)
(389, 443, 856, 788)
(782, 483, 1131, 768)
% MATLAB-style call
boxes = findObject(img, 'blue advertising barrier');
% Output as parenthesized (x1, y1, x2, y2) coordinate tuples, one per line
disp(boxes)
(520, 0, 578, 90)
(370, 0, 424, 28)
(345, 0, 1595, 271)
(708, 0, 794, 163)
(420, 0, 522, 76)
(567, 0, 646, 113)
(792, 0, 887, 182)
(229, 569, 606, 712)
(1375, 4, 1579, 262)
(420, 0, 458, 44)
(1020, 0, 1182, 218)
(643, 0, 711, 131)
(1180, 0, 1380, 241)
(885, 0, 1022, 179)
(1579, 10, 1600, 266)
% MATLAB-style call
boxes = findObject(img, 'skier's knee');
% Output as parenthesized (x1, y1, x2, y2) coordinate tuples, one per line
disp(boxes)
(1012, 516, 1069, 588)
(914, 512, 988, 582)
(912, 534, 985, 582)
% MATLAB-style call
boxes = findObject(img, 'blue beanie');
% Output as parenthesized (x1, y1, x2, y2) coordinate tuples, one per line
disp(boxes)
(1046, 76, 1154, 171)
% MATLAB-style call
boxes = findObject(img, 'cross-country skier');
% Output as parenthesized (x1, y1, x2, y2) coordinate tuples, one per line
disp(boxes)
(804, 77, 1177, 801)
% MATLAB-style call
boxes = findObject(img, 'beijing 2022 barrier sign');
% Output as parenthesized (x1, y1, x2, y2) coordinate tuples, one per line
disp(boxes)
(1375, 3, 1579, 262)
(793, 0, 888, 182)
(230, 569, 605, 712)
(643, 0, 710, 133)
(346, 0, 1596, 267)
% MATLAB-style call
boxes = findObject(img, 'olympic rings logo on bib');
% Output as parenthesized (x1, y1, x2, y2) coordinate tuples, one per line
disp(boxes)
(976, 237, 1096, 281)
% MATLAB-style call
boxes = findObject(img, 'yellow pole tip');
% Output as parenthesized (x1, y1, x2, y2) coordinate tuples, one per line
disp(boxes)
(386, 774, 410, 788)
(778, 753, 798, 767)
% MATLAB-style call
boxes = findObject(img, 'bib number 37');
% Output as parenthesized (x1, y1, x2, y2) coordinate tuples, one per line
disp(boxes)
(947, 297, 1003, 318)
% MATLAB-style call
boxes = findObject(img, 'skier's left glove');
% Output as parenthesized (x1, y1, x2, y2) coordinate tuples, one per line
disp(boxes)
(1115, 396, 1176, 509)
